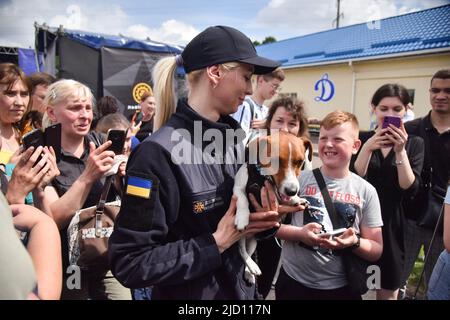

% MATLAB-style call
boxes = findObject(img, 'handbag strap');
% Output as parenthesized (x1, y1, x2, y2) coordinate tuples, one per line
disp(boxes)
(96, 175, 114, 214)
(312, 168, 340, 228)
(94, 175, 114, 238)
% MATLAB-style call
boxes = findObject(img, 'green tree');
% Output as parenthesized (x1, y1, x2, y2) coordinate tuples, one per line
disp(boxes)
(253, 40, 261, 46)
(262, 36, 276, 44)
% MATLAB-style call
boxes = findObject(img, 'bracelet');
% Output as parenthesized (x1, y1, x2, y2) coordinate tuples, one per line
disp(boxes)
(349, 233, 361, 250)
(395, 159, 404, 165)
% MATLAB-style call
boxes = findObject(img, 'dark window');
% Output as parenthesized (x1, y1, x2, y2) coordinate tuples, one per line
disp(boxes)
(407, 89, 415, 105)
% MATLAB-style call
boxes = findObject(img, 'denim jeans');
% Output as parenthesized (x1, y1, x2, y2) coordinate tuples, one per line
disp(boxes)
(427, 250, 450, 300)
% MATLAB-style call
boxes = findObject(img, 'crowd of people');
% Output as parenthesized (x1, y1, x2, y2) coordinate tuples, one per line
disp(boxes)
(0, 25, 449, 301)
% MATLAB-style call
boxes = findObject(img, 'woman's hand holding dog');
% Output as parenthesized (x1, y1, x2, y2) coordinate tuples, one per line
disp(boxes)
(213, 181, 282, 253)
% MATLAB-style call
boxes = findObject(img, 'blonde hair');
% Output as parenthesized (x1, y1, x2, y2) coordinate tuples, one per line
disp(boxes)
(152, 57, 240, 131)
(261, 67, 285, 82)
(42, 79, 95, 128)
(321, 110, 359, 132)
(152, 56, 178, 132)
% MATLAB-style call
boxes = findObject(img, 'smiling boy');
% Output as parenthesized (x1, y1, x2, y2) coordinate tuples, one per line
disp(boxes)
(275, 110, 383, 300)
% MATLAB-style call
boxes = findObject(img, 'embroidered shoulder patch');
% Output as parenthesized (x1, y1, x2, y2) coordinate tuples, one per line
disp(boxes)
(126, 176, 152, 199)
(193, 201, 205, 214)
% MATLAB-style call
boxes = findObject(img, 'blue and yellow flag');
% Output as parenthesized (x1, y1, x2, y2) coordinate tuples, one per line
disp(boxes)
(126, 176, 152, 199)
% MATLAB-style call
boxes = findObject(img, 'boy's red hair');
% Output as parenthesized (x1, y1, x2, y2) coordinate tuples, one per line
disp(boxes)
(321, 110, 359, 133)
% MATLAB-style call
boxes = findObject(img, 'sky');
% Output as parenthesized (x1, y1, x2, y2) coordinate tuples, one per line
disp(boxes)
(1, 0, 449, 48)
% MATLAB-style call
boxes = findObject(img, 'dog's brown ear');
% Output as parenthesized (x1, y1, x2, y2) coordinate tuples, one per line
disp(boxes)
(302, 137, 313, 162)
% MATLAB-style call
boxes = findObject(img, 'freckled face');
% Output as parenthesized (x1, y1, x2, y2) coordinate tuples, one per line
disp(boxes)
(319, 122, 359, 170)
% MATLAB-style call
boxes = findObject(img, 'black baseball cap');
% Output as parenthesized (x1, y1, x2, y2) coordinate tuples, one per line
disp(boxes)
(181, 26, 280, 75)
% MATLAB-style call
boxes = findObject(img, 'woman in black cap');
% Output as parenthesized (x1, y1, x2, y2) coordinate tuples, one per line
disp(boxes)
(109, 26, 300, 300)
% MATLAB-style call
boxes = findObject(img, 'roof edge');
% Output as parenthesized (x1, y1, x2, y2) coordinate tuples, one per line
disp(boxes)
(257, 4, 450, 48)
(281, 47, 450, 69)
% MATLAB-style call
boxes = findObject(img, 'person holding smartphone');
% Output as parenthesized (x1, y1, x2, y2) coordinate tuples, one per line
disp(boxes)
(40, 79, 130, 300)
(134, 91, 156, 142)
(351, 83, 425, 300)
(0, 63, 59, 207)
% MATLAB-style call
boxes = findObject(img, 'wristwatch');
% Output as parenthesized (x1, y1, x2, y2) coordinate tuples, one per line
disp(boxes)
(350, 233, 361, 250)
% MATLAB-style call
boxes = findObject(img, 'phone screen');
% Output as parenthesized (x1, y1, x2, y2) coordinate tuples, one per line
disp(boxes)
(107, 129, 126, 155)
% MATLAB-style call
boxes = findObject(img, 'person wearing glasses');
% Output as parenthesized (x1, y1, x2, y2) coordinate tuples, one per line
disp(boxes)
(231, 67, 285, 136)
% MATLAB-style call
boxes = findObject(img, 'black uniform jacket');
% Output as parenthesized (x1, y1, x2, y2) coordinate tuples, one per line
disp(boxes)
(108, 99, 258, 299)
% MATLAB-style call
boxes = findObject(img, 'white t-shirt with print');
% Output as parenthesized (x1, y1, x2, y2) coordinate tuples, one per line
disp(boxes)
(231, 96, 268, 135)
(281, 169, 383, 290)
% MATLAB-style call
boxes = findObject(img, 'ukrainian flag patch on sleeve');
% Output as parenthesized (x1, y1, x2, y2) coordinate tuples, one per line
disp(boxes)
(126, 176, 152, 199)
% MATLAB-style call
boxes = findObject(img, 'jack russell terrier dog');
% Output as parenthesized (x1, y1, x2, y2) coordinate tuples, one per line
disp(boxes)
(233, 131, 313, 283)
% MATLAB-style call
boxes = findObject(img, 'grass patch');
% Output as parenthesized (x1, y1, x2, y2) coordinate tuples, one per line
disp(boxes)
(406, 246, 427, 299)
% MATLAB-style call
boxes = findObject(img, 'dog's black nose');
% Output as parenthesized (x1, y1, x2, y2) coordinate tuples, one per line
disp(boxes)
(284, 185, 298, 196)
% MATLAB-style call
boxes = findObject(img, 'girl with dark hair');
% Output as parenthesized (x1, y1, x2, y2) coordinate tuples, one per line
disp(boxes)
(351, 83, 424, 299)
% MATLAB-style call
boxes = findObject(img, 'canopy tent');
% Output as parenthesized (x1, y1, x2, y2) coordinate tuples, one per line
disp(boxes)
(35, 23, 184, 118)
(0, 46, 43, 75)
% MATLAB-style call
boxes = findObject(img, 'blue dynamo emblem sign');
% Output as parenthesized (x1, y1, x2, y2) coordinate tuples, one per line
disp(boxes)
(314, 73, 335, 102)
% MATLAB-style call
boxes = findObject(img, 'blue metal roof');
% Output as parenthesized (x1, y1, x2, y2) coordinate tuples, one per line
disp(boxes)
(256, 5, 450, 67)
(45, 26, 183, 54)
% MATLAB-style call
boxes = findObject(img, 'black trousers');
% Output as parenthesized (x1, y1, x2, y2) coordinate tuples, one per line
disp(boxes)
(275, 267, 362, 300)
(256, 237, 281, 298)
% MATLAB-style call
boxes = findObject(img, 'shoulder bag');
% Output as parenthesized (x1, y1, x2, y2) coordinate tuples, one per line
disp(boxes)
(67, 175, 120, 272)
(313, 168, 370, 295)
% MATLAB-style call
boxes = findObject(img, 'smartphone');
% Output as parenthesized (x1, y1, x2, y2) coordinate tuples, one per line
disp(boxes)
(382, 116, 401, 129)
(22, 129, 45, 165)
(44, 123, 61, 160)
(107, 129, 126, 155)
(318, 228, 347, 238)
(131, 109, 143, 126)
(22, 129, 45, 150)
